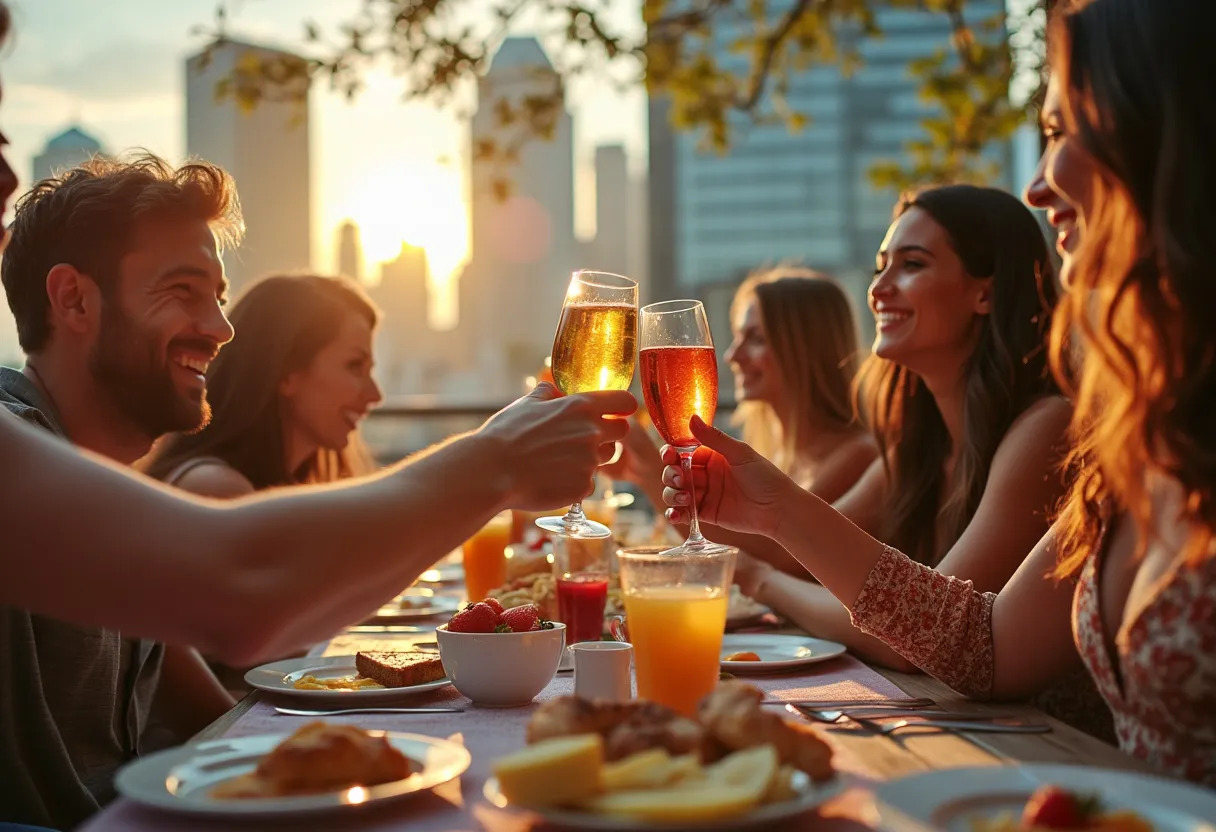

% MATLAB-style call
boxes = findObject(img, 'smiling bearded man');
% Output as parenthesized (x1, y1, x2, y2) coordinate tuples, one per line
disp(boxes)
(0, 152, 243, 828)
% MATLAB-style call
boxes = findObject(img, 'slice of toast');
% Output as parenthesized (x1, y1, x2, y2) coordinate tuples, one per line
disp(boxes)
(355, 651, 447, 688)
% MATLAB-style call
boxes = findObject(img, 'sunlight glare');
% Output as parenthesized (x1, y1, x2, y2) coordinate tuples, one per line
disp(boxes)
(342, 159, 469, 288)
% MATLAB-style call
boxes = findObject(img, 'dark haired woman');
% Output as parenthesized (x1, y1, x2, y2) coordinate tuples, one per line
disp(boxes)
(719, 185, 1071, 670)
(145, 273, 383, 494)
(663, 0, 1216, 784)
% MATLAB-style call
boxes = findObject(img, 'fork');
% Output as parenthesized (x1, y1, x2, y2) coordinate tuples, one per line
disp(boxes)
(870, 718, 1052, 735)
(790, 705, 1015, 724)
(762, 696, 935, 708)
(274, 706, 463, 716)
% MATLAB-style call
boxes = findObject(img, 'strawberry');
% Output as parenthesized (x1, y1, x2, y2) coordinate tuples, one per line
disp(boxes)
(1022, 785, 1099, 829)
(481, 597, 505, 617)
(498, 603, 541, 633)
(446, 602, 499, 633)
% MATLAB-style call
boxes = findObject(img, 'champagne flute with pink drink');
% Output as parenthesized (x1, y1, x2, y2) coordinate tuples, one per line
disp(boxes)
(638, 299, 730, 555)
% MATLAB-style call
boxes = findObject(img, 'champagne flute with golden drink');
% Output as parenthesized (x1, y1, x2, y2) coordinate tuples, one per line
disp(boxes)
(639, 299, 729, 554)
(536, 270, 638, 540)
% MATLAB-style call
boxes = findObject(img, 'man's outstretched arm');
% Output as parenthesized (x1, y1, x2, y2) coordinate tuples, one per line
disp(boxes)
(2, 384, 635, 664)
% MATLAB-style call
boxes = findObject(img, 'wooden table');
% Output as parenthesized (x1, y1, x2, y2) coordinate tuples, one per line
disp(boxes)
(81, 623, 1146, 831)
(195, 658, 1139, 778)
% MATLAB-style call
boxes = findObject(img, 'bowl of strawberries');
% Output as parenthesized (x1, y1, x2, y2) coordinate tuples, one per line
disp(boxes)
(436, 599, 566, 707)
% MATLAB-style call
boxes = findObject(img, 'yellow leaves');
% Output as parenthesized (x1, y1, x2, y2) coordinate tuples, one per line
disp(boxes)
(198, 0, 1043, 190)
(493, 97, 516, 128)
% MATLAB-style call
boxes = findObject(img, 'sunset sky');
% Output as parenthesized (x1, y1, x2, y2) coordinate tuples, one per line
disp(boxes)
(0, 0, 647, 357)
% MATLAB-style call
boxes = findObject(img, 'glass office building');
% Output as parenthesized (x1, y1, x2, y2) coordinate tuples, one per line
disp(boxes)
(648, 2, 1014, 342)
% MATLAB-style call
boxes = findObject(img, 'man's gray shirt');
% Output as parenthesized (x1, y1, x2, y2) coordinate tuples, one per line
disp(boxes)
(0, 367, 164, 829)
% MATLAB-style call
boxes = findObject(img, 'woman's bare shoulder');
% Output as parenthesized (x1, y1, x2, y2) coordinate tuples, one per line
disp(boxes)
(174, 460, 257, 500)
(809, 432, 881, 504)
(830, 432, 880, 470)
(995, 395, 1072, 460)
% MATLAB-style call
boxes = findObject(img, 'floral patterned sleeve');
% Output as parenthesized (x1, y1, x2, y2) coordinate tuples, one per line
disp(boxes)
(849, 545, 997, 698)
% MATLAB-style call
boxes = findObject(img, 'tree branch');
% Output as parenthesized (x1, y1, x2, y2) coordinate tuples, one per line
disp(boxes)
(734, 0, 819, 112)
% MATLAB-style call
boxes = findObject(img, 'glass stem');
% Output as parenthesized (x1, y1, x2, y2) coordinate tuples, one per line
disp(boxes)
(680, 450, 706, 547)
(564, 501, 588, 525)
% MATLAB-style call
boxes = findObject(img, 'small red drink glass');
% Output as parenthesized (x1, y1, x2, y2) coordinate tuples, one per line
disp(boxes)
(556, 574, 610, 644)
(552, 537, 610, 643)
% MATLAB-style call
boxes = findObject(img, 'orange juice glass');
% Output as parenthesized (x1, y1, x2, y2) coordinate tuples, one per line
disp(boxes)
(462, 511, 512, 602)
(615, 545, 736, 716)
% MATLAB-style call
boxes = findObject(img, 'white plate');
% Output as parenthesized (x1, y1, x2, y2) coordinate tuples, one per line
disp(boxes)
(483, 771, 845, 830)
(874, 764, 1216, 832)
(416, 565, 465, 585)
(725, 587, 772, 629)
(367, 591, 463, 624)
(720, 634, 847, 673)
(116, 731, 470, 818)
(244, 655, 451, 705)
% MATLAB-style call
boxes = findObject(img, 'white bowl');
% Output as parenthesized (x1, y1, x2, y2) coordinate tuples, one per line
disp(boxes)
(435, 623, 566, 707)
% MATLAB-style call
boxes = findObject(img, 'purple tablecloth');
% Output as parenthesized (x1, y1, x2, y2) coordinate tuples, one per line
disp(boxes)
(81, 654, 904, 831)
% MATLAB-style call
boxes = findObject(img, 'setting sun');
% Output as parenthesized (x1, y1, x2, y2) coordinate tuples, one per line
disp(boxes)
(337, 158, 470, 293)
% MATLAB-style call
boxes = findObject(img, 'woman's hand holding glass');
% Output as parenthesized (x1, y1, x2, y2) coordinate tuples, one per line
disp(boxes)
(660, 415, 793, 540)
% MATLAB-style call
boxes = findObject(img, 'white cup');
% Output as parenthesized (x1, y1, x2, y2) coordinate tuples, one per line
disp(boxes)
(571, 641, 633, 702)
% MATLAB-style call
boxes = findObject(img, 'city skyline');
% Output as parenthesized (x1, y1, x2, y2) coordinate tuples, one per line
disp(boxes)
(31, 125, 103, 183)
(0, 1, 1035, 375)
(0, 0, 646, 361)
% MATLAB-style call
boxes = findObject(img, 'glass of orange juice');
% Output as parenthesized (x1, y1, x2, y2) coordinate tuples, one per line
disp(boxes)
(612, 545, 736, 716)
(462, 511, 512, 602)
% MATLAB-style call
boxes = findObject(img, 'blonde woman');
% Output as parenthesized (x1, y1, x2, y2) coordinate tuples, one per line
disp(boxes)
(607, 268, 876, 515)
(726, 268, 876, 501)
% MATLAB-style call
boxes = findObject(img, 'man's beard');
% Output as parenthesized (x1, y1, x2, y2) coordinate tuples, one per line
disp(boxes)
(88, 302, 213, 439)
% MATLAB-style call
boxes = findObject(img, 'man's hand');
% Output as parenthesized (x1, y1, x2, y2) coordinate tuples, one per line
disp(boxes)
(480, 383, 636, 510)
(660, 416, 791, 539)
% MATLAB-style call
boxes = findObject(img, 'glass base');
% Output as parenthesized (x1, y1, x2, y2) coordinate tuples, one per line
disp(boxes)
(535, 515, 613, 540)
(659, 539, 734, 556)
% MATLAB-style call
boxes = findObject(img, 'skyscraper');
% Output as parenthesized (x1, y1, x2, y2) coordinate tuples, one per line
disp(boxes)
(336, 221, 363, 282)
(648, 2, 1013, 320)
(369, 243, 430, 395)
(647, 97, 678, 306)
(185, 40, 312, 293)
(627, 173, 650, 302)
(32, 126, 103, 182)
(457, 36, 575, 396)
(591, 145, 629, 277)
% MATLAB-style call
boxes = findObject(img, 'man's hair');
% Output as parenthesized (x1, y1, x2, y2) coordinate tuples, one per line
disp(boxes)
(1, 151, 244, 353)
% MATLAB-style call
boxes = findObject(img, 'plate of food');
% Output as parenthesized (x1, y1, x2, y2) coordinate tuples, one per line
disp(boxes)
(244, 653, 451, 705)
(366, 590, 464, 624)
(415, 565, 465, 585)
(873, 764, 1216, 832)
(724, 586, 774, 630)
(719, 634, 847, 673)
(115, 722, 470, 818)
(483, 680, 843, 830)
(488, 554, 561, 619)
(487, 569, 771, 633)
